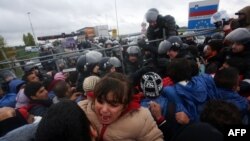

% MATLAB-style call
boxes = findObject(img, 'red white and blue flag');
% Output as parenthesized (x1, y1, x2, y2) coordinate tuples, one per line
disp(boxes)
(188, 0, 220, 29)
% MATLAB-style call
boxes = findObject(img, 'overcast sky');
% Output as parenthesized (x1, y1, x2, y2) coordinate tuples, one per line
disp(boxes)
(0, 0, 249, 46)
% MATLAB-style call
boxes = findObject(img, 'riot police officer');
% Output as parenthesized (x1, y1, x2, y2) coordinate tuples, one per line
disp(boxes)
(76, 51, 103, 92)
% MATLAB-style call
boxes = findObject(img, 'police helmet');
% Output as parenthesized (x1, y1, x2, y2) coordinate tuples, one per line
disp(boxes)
(112, 45, 123, 55)
(158, 40, 172, 55)
(183, 31, 195, 37)
(24, 61, 39, 72)
(211, 32, 224, 40)
(112, 40, 119, 45)
(127, 46, 141, 55)
(210, 10, 230, 24)
(105, 40, 113, 45)
(76, 51, 103, 73)
(145, 8, 159, 22)
(225, 28, 250, 45)
(99, 57, 110, 71)
(86, 51, 103, 63)
(109, 57, 121, 68)
(98, 43, 104, 47)
(99, 57, 121, 72)
(182, 43, 189, 50)
(167, 36, 183, 50)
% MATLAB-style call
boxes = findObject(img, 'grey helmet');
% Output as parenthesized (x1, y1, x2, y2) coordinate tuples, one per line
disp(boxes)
(225, 28, 250, 44)
(112, 40, 119, 45)
(24, 61, 39, 72)
(211, 10, 230, 28)
(145, 8, 159, 22)
(109, 57, 122, 68)
(99, 57, 121, 72)
(167, 36, 183, 50)
(105, 40, 113, 48)
(210, 10, 230, 24)
(98, 42, 104, 47)
(182, 43, 189, 50)
(112, 45, 123, 56)
(99, 57, 110, 70)
(127, 46, 141, 55)
(158, 40, 172, 55)
(76, 51, 103, 73)
(86, 51, 102, 61)
(105, 40, 113, 45)
(211, 32, 224, 40)
(182, 31, 195, 37)
(56, 59, 67, 71)
(148, 8, 159, 14)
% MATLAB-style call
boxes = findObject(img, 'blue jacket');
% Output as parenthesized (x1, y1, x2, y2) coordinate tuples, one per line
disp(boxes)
(8, 79, 25, 94)
(163, 74, 220, 121)
(0, 79, 25, 108)
(140, 95, 168, 117)
(0, 93, 16, 108)
(217, 88, 249, 114)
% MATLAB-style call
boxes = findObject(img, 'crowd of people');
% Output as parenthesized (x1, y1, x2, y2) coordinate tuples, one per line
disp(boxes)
(0, 5, 250, 141)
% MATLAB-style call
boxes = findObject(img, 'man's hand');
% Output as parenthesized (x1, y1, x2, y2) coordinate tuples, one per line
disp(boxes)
(70, 92, 82, 101)
(0, 107, 16, 121)
(149, 101, 162, 120)
(175, 112, 190, 125)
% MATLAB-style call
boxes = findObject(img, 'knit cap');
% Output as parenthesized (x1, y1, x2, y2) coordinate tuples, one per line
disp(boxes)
(140, 72, 163, 98)
(83, 76, 100, 94)
(54, 72, 66, 81)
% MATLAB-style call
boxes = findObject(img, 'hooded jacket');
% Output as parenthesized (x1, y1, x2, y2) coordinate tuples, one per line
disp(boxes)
(8, 79, 25, 94)
(163, 74, 220, 121)
(217, 88, 249, 114)
(0, 93, 16, 108)
(0, 79, 25, 108)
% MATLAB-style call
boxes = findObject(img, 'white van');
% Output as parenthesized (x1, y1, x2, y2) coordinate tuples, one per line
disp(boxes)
(25, 46, 32, 52)
(25, 46, 40, 52)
